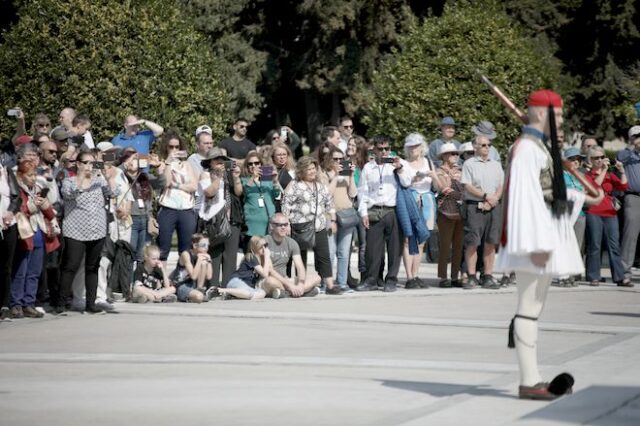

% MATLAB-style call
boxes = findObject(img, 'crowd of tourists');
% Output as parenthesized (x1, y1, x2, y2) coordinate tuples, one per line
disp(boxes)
(0, 108, 638, 318)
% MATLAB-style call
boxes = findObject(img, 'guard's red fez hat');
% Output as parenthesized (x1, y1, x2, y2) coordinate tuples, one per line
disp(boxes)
(528, 89, 563, 107)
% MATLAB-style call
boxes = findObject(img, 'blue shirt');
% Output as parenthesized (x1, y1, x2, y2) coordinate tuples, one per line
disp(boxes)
(616, 148, 640, 193)
(563, 171, 585, 216)
(111, 130, 156, 155)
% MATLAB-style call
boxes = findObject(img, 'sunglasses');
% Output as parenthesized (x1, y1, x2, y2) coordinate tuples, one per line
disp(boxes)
(78, 160, 94, 165)
(592, 155, 605, 160)
(168, 145, 180, 149)
(248, 161, 261, 166)
(272, 222, 289, 227)
(478, 143, 491, 147)
(377, 146, 390, 151)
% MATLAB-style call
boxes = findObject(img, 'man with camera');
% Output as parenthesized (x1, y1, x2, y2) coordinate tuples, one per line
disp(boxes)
(618, 126, 640, 283)
(111, 114, 164, 156)
(356, 136, 403, 292)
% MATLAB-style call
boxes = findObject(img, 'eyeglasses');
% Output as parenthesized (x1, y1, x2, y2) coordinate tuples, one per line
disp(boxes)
(247, 161, 261, 166)
(478, 143, 491, 147)
(168, 145, 180, 149)
(591, 155, 605, 160)
(272, 222, 289, 227)
(333, 157, 344, 161)
(377, 146, 390, 151)
(78, 160, 94, 165)
(568, 156, 582, 161)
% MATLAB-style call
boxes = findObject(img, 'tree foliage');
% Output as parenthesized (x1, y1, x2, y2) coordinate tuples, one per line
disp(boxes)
(356, 0, 566, 152)
(0, 0, 232, 142)
(182, 0, 267, 121)
(505, 0, 640, 140)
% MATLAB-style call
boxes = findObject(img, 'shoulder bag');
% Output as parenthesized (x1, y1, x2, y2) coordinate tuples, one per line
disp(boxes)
(291, 183, 317, 250)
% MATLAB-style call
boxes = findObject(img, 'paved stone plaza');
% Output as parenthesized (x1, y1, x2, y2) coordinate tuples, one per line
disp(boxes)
(1, 261, 639, 425)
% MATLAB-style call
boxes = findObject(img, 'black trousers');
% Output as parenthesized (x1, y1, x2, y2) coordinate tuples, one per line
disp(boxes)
(59, 237, 105, 309)
(37, 244, 63, 307)
(0, 224, 18, 308)
(210, 224, 241, 287)
(300, 229, 332, 279)
(364, 209, 403, 282)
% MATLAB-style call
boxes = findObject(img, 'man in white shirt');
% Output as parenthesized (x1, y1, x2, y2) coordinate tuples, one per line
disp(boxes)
(356, 136, 403, 292)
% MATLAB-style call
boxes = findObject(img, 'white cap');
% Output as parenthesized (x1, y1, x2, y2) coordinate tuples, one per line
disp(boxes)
(628, 125, 640, 139)
(404, 132, 426, 147)
(96, 141, 115, 152)
(195, 125, 212, 137)
(460, 142, 474, 152)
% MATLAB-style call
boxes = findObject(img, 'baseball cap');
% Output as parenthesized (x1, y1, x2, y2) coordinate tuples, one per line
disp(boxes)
(195, 125, 212, 137)
(628, 125, 640, 139)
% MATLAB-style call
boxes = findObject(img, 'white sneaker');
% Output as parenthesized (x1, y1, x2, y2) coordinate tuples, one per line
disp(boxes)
(35, 306, 46, 316)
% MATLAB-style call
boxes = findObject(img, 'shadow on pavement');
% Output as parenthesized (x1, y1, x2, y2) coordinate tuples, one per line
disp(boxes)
(378, 379, 513, 399)
(590, 311, 640, 318)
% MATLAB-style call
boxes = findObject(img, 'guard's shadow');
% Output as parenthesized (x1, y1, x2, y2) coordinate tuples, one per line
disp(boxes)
(590, 311, 640, 318)
(379, 379, 514, 399)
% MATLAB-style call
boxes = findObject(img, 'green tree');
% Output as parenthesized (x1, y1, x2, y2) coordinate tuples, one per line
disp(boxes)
(182, 0, 267, 121)
(356, 0, 566, 152)
(504, 0, 640, 140)
(0, 0, 231, 143)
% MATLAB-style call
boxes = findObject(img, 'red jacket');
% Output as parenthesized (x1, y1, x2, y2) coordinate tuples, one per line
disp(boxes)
(586, 169, 628, 217)
(17, 190, 61, 253)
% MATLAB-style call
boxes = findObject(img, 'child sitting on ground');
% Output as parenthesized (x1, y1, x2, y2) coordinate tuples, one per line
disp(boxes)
(218, 235, 270, 300)
(170, 233, 213, 303)
(131, 244, 177, 303)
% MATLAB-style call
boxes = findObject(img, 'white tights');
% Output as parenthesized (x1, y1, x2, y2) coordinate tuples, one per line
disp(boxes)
(514, 271, 552, 386)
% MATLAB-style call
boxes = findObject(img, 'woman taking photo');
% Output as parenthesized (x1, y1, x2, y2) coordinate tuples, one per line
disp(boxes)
(584, 147, 631, 287)
(432, 143, 464, 288)
(10, 160, 60, 318)
(157, 131, 198, 264)
(271, 142, 295, 212)
(236, 150, 280, 246)
(397, 133, 442, 289)
(120, 149, 165, 262)
(282, 156, 343, 295)
(321, 147, 357, 292)
(59, 150, 115, 313)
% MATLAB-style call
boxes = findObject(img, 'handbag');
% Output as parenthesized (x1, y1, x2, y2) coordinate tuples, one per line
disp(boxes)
(15, 212, 34, 239)
(291, 182, 318, 250)
(336, 207, 359, 228)
(611, 196, 622, 211)
(207, 208, 232, 247)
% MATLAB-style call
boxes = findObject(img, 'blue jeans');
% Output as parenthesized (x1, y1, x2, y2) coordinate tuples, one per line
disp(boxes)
(10, 246, 44, 308)
(130, 215, 149, 263)
(157, 207, 197, 261)
(585, 213, 625, 282)
(335, 223, 356, 286)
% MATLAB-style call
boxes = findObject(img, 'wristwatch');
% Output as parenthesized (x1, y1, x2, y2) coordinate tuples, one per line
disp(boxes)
(482, 193, 488, 201)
